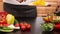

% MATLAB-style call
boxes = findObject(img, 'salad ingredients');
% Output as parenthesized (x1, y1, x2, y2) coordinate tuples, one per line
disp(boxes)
(51, 16, 60, 24)
(8, 24, 15, 29)
(15, 23, 20, 29)
(14, 27, 20, 29)
(54, 24, 60, 30)
(20, 23, 24, 26)
(52, 20, 60, 24)
(15, 23, 20, 27)
(3, 24, 9, 27)
(20, 23, 31, 31)
(21, 25, 26, 31)
(41, 23, 53, 31)
(0, 11, 7, 15)
(0, 18, 7, 24)
(24, 23, 31, 29)
(24, 23, 28, 26)
(26, 24, 31, 29)
(43, 16, 53, 22)
(0, 24, 3, 27)
(2, 27, 13, 30)
(6, 14, 15, 25)
(14, 19, 20, 29)
(0, 27, 13, 32)
(0, 12, 7, 24)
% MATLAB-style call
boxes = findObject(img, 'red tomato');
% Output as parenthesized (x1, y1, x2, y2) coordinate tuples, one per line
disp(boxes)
(21, 25, 26, 31)
(26, 24, 31, 29)
(24, 23, 31, 29)
(54, 24, 60, 30)
(0, 11, 7, 24)
(0, 11, 7, 18)
(3, 24, 9, 27)
(24, 23, 28, 26)
(20, 23, 24, 26)
(15, 23, 20, 27)
(0, 18, 7, 24)
(0, 24, 3, 27)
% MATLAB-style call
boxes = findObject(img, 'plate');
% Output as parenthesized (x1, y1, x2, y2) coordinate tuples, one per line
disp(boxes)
(0, 29, 13, 32)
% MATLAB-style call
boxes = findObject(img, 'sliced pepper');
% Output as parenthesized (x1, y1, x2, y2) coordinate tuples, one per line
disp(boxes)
(6, 14, 15, 25)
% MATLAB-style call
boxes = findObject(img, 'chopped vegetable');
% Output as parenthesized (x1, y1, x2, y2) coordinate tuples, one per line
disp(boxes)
(6, 14, 15, 25)
(0, 27, 14, 32)
(0, 12, 7, 24)
(8, 24, 15, 29)
(41, 23, 53, 31)
(2, 27, 13, 30)
(0, 26, 13, 31)
(14, 23, 20, 29)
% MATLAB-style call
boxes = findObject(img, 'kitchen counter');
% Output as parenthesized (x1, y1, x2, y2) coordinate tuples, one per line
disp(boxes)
(0, 17, 60, 34)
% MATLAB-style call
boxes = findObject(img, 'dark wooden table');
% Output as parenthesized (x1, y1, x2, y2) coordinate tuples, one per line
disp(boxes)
(0, 17, 60, 34)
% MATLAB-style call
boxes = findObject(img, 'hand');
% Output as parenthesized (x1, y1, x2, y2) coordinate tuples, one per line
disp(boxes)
(16, 0, 26, 3)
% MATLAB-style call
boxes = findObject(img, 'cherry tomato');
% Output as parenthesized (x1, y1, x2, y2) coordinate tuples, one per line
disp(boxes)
(24, 23, 28, 26)
(26, 24, 31, 29)
(21, 25, 26, 31)
(20, 23, 24, 26)
(15, 23, 20, 27)
(24, 23, 31, 29)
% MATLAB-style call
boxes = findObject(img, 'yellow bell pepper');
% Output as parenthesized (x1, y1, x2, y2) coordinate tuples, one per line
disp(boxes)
(6, 14, 15, 25)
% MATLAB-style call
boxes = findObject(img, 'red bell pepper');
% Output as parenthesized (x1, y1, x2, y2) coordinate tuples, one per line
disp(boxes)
(54, 24, 60, 30)
(0, 11, 7, 24)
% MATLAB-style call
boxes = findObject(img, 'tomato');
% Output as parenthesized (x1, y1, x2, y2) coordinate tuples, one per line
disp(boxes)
(0, 19, 7, 24)
(21, 25, 26, 31)
(0, 12, 7, 24)
(3, 24, 9, 27)
(26, 24, 31, 29)
(0, 24, 3, 27)
(24, 23, 28, 26)
(54, 24, 60, 30)
(15, 23, 20, 27)
(20, 23, 24, 26)
(24, 23, 31, 29)
(0, 11, 7, 18)
(14, 23, 20, 29)
(20, 23, 31, 31)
